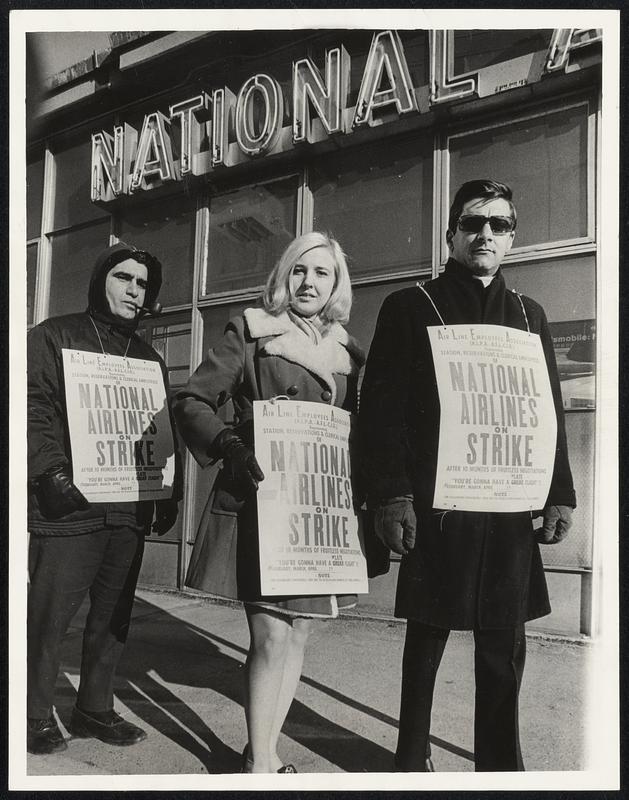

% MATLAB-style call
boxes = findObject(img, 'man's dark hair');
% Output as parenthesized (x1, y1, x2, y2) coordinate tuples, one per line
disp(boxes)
(447, 179, 517, 234)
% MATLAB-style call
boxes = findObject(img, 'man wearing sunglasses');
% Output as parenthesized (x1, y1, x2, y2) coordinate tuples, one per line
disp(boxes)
(359, 179, 575, 771)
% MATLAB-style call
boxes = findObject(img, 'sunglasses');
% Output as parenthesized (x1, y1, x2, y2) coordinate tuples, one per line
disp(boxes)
(457, 215, 515, 235)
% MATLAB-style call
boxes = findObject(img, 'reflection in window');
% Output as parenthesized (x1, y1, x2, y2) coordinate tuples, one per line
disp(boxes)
(118, 196, 196, 308)
(48, 219, 111, 319)
(312, 136, 433, 279)
(449, 104, 589, 248)
(204, 178, 297, 295)
(505, 254, 595, 413)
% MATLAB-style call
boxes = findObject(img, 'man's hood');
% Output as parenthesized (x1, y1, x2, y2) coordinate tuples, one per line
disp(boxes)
(87, 241, 162, 330)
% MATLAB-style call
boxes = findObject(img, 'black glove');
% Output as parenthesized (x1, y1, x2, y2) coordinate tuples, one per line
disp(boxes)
(36, 464, 90, 520)
(214, 430, 265, 493)
(374, 495, 417, 556)
(536, 504, 573, 544)
(152, 498, 179, 535)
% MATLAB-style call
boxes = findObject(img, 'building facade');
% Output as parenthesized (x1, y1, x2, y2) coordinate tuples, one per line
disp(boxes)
(26, 28, 602, 636)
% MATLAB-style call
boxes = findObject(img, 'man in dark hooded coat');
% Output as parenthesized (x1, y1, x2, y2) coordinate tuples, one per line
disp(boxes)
(359, 180, 576, 772)
(27, 242, 181, 754)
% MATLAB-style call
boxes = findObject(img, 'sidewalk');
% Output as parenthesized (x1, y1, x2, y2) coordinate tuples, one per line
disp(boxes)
(25, 586, 590, 780)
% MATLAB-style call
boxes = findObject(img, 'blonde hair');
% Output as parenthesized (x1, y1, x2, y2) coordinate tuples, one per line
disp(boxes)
(262, 232, 352, 325)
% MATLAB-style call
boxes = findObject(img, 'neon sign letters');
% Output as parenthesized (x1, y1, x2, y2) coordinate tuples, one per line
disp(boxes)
(91, 28, 601, 202)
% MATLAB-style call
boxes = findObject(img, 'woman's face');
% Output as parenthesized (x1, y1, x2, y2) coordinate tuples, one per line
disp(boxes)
(288, 246, 336, 318)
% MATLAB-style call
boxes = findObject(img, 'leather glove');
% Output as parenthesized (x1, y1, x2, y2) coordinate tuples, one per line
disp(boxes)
(536, 504, 573, 544)
(374, 495, 417, 556)
(215, 430, 265, 493)
(37, 464, 90, 520)
(152, 498, 179, 535)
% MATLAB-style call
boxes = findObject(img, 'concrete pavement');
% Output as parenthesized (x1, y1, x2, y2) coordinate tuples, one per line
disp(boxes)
(23, 586, 590, 783)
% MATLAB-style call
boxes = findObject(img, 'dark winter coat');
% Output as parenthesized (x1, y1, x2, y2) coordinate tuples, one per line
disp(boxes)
(173, 307, 365, 616)
(28, 243, 180, 535)
(359, 258, 576, 629)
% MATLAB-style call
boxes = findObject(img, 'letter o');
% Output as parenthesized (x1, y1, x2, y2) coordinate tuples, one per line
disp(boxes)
(235, 73, 284, 156)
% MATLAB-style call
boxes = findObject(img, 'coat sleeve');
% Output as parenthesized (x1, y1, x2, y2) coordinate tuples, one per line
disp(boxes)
(358, 292, 416, 499)
(535, 304, 577, 508)
(27, 322, 70, 481)
(172, 316, 246, 468)
(156, 357, 184, 502)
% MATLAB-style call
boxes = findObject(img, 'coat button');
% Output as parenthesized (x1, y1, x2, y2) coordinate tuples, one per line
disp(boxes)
(287, 385, 299, 396)
(321, 390, 332, 402)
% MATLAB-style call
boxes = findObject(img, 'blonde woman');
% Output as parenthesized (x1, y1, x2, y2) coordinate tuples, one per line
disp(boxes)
(174, 232, 364, 773)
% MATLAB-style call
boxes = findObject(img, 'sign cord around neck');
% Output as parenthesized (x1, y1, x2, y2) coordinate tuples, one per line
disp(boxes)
(510, 290, 531, 333)
(417, 282, 446, 326)
(88, 314, 133, 358)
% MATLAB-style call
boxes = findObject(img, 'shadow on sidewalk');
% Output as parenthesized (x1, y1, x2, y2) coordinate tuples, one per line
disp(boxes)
(55, 596, 403, 773)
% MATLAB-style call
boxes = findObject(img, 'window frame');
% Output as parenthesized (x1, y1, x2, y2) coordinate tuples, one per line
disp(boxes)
(442, 93, 597, 267)
(308, 131, 436, 287)
(196, 170, 302, 307)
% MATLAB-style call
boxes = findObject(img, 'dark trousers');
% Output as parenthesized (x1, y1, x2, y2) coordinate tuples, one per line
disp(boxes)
(27, 527, 145, 719)
(395, 621, 526, 772)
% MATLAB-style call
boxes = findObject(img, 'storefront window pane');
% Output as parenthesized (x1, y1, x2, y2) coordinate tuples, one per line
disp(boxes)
(312, 136, 433, 280)
(118, 195, 196, 308)
(53, 140, 110, 230)
(27, 242, 38, 325)
(505, 253, 595, 413)
(48, 219, 111, 318)
(136, 313, 192, 543)
(149, 321, 192, 389)
(203, 178, 298, 296)
(27, 156, 44, 239)
(453, 30, 553, 74)
(449, 104, 589, 248)
(188, 302, 251, 542)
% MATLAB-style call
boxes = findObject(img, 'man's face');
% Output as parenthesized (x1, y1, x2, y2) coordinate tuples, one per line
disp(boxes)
(447, 197, 515, 276)
(104, 258, 148, 320)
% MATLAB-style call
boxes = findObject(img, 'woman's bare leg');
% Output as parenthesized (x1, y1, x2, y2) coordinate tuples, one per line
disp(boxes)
(243, 606, 291, 773)
(268, 617, 310, 752)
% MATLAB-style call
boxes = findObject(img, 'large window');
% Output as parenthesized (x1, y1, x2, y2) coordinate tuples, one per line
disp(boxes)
(117, 195, 197, 309)
(312, 135, 434, 281)
(140, 313, 193, 545)
(202, 177, 298, 296)
(448, 102, 591, 251)
(48, 219, 112, 317)
(45, 139, 112, 318)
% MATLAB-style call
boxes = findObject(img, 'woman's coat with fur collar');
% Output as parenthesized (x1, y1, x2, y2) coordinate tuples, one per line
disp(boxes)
(173, 308, 364, 614)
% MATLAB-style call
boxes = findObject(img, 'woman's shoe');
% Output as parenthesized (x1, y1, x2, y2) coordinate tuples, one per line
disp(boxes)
(277, 764, 298, 773)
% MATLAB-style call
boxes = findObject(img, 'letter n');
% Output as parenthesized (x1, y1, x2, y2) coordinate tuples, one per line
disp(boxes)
(91, 124, 137, 201)
(292, 46, 350, 142)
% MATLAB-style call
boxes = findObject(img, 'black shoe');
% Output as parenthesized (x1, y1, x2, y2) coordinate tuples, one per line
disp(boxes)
(69, 707, 147, 746)
(27, 716, 68, 755)
(277, 764, 298, 773)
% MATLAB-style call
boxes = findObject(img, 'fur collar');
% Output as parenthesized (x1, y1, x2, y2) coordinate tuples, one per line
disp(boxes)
(243, 307, 364, 403)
